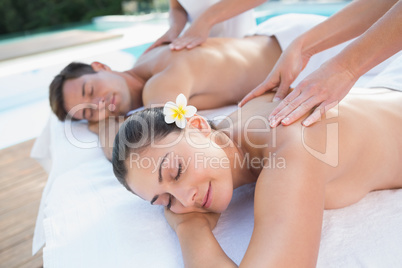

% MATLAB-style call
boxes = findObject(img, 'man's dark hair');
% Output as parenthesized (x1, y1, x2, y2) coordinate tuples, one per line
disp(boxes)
(49, 62, 96, 121)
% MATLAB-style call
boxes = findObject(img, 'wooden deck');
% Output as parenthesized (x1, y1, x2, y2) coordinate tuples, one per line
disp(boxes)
(0, 139, 46, 268)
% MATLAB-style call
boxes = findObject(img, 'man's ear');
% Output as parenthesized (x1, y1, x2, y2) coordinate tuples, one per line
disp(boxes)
(187, 115, 211, 136)
(91, 61, 111, 72)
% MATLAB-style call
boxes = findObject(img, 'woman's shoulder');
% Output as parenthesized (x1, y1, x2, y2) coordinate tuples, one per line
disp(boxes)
(217, 93, 276, 143)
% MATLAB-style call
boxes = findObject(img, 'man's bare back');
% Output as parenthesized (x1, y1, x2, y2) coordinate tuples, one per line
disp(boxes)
(131, 36, 282, 109)
(221, 88, 402, 209)
(85, 35, 283, 160)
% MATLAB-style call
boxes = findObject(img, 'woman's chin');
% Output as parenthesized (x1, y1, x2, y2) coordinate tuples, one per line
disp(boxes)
(215, 192, 233, 213)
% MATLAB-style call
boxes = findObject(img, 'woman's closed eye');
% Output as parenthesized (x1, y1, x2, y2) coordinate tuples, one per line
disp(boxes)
(174, 163, 182, 181)
(167, 163, 183, 209)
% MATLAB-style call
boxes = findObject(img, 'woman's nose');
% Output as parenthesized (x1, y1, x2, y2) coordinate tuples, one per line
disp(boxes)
(174, 186, 198, 208)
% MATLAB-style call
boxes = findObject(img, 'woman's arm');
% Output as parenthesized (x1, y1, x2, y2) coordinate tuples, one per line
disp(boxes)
(241, 149, 326, 267)
(165, 210, 236, 268)
(144, 0, 188, 53)
(170, 0, 266, 50)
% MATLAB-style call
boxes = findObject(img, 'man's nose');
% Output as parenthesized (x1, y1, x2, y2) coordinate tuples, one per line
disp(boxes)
(91, 97, 106, 110)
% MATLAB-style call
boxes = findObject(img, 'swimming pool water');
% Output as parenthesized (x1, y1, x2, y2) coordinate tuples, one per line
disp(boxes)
(255, 1, 348, 24)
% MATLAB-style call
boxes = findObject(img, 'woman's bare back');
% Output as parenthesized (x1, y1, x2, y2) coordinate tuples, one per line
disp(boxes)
(324, 88, 402, 208)
(223, 88, 402, 209)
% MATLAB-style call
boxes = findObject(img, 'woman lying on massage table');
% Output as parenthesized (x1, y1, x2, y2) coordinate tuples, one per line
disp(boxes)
(112, 88, 402, 267)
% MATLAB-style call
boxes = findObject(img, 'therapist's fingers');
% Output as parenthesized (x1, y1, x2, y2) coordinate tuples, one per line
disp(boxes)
(268, 87, 302, 123)
(280, 96, 320, 126)
(302, 101, 338, 127)
(238, 84, 266, 107)
(272, 76, 293, 102)
(302, 106, 323, 127)
(144, 38, 166, 53)
(239, 77, 279, 107)
(185, 37, 204, 49)
(170, 36, 190, 50)
(171, 36, 205, 50)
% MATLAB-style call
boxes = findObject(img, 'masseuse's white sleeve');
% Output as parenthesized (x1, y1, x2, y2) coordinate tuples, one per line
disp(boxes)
(177, 0, 257, 38)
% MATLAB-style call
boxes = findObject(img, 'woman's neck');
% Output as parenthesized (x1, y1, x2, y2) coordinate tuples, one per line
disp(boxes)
(214, 131, 257, 189)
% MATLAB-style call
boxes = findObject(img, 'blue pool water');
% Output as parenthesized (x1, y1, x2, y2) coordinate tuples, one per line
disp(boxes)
(255, 1, 348, 24)
(122, 43, 152, 59)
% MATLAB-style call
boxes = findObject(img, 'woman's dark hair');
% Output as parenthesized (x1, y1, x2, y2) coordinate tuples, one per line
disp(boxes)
(112, 107, 216, 192)
(49, 62, 96, 121)
(112, 107, 182, 192)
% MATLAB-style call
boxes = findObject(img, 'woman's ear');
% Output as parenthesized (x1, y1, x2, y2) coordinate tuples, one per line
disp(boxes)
(91, 61, 111, 72)
(187, 115, 211, 136)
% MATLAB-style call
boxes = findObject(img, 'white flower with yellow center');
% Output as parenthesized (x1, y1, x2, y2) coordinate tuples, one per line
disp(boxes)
(163, 94, 197, 128)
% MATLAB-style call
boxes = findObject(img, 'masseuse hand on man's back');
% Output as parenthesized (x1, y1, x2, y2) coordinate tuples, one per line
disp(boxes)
(239, 40, 357, 127)
(144, 19, 211, 53)
(168, 19, 211, 51)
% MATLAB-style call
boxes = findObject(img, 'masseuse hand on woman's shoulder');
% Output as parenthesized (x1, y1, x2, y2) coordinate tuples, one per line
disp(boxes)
(240, 0, 402, 127)
(239, 40, 357, 128)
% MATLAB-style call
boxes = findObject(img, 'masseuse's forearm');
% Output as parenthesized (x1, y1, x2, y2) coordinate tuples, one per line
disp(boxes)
(176, 223, 237, 268)
(168, 0, 188, 34)
(199, 0, 266, 29)
(299, 0, 397, 57)
(332, 0, 402, 78)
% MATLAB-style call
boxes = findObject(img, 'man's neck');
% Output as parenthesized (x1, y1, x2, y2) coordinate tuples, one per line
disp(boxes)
(122, 70, 146, 110)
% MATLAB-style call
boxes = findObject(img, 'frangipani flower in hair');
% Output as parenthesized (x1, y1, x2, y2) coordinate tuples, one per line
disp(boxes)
(163, 94, 197, 128)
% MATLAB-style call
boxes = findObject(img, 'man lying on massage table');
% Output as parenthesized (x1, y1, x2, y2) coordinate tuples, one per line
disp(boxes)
(47, 14, 349, 160)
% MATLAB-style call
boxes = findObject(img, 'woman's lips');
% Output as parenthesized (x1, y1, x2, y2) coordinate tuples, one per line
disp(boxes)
(202, 182, 212, 209)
